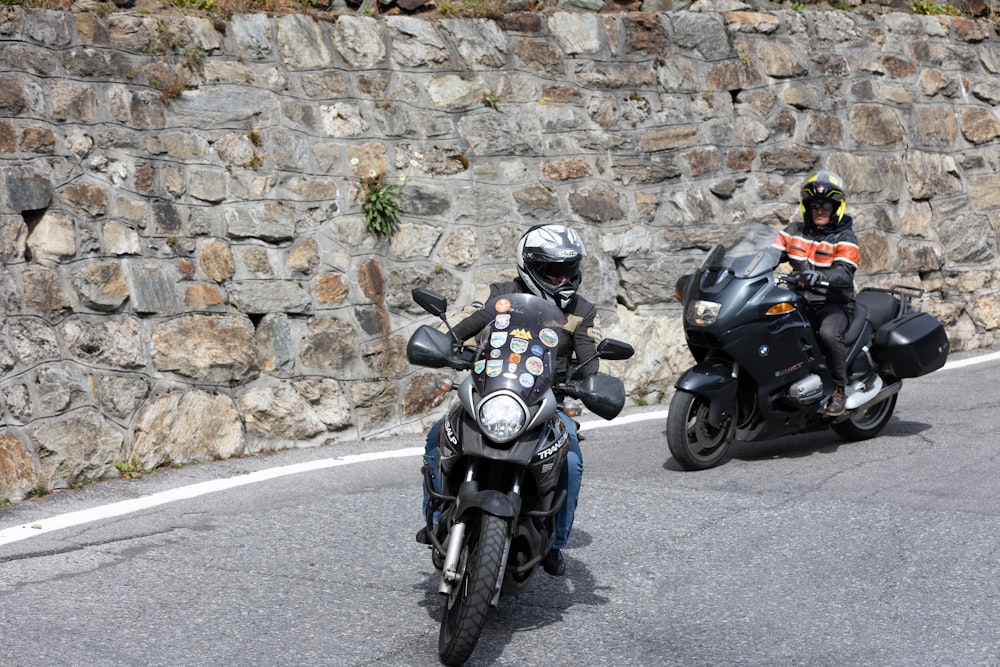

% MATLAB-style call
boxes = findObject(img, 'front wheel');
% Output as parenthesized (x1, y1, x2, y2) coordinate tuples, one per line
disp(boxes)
(438, 513, 507, 666)
(832, 393, 897, 441)
(666, 389, 736, 471)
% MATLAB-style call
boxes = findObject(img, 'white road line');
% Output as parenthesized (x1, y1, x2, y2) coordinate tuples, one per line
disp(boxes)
(0, 448, 421, 547)
(3, 349, 997, 548)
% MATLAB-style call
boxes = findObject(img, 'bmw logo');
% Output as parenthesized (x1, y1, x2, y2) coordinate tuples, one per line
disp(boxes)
(759, 345, 769, 356)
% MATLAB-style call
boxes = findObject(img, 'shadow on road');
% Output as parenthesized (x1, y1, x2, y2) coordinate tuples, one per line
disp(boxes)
(660, 416, 934, 471)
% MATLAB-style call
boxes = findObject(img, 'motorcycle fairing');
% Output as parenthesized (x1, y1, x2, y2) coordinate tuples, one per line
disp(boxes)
(438, 404, 568, 501)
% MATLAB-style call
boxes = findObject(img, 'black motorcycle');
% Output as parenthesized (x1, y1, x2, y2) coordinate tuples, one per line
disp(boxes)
(667, 223, 950, 471)
(407, 287, 633, 666)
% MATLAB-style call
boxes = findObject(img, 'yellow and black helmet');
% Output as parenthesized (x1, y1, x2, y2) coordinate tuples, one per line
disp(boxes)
(799, 170, 847, 226)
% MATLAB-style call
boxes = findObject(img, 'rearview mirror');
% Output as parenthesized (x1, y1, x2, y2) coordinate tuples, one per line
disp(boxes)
(412, 288, 448, 318)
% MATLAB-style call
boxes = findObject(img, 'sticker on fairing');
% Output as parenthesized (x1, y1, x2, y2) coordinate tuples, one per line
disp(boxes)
(486, 360, 503, 377)
(489, 348, 502, 359)
(519, 373, 535, 388)
(495, 314, 510, 329)
(495, 298, 511, 313)
(509, 338, 529, 354)
(508, 353, 522, 364)
(490, 331, 508, 348)
(530, 344, 544, 357)
(510, 328, 532, 340)
(525, 356, 544, 375)
(539, 328, 559, 348)
(474, 360, 486, 374)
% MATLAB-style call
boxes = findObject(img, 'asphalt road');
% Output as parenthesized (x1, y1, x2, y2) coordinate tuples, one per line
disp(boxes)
(2, 348, 1000, 667)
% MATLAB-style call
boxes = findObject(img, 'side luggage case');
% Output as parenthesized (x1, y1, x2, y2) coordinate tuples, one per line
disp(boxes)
(873, 310, 950, 379)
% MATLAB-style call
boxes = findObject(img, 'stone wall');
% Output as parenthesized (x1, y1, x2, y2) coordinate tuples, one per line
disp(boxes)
(1, 4, 998, 500)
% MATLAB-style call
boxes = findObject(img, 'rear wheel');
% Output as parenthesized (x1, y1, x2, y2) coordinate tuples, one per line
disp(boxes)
(666, 389, 736, 471)
(832, 393, 897, 441)
(438, 513, 506, 666)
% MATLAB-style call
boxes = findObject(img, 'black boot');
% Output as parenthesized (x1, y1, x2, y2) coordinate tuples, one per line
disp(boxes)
(541, 548, 566, 576)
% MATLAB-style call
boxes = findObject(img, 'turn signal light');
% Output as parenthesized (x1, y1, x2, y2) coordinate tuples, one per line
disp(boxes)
(765, 303, 795, 316)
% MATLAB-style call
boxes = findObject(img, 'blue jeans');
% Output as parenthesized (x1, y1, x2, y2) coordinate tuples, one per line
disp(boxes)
(421, 412, 583, 550)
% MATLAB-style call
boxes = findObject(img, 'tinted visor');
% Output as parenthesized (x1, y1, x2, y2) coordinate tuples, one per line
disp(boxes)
(536, 260, 580, 283)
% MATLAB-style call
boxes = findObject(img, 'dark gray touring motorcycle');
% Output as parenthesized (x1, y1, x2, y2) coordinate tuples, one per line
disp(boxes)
(668, 223, 950, 471)
(406, 288, 633, 665)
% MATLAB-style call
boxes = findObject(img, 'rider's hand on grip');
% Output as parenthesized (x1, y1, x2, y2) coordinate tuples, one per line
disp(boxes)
(789, 270, 820, 290)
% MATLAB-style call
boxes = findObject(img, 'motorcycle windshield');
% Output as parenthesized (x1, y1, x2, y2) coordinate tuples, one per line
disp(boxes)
(701, 223, 784, 279)
(470, 293, 566, 401)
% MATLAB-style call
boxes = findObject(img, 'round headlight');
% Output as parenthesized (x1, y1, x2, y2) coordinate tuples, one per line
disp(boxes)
(478, 394, 527, 442)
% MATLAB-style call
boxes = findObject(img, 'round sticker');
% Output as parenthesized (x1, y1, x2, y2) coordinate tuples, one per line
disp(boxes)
(525, 356, 544, 376)
(490, 348, 502, 359)
(539, 328, 559, 348)
(530, 345, 544, 357)
(518, 373, 535, 388)
(495, 298, 511, 313)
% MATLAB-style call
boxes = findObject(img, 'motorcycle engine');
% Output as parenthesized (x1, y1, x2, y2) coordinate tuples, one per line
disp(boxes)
(786, 374, 823, 405)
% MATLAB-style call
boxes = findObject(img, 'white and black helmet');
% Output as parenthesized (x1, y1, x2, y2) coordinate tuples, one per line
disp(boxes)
(516, 224, 586, 309)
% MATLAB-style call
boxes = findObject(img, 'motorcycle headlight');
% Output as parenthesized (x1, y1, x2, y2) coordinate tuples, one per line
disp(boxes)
(477, 394, 527, 443)
(686, 300, 722, 326)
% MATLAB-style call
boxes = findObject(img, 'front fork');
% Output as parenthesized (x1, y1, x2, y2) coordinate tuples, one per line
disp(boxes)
(437, 464, 521, 601)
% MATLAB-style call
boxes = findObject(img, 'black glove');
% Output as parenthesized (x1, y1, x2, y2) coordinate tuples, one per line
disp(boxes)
(788, 270, 820, 290)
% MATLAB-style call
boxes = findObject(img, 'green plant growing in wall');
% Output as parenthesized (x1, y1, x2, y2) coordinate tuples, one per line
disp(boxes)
(173, 0, 216, 9)
(115, 453, 145, 480)
(353, 155, 422, 238)
(361, 170, 403, 237)
(911, 0, 962, 13)
(482, 89, 502, 111)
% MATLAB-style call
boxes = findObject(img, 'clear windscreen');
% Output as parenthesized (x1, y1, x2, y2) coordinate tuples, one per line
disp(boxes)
(701, 223, 784, 278)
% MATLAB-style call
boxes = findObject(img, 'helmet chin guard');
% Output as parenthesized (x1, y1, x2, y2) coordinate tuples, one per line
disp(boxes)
(516, 224, 586, 310)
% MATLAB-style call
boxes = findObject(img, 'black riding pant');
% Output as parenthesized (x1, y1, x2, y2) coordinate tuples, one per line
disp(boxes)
(809, 303, 851, 387)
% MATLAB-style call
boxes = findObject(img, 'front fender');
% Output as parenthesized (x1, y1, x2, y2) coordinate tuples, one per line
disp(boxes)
(456, 480, 522, 520)
(674, 359, 738, 428)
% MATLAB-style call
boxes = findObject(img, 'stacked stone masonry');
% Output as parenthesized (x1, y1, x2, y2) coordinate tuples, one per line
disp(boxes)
(1, 4, 998, 500)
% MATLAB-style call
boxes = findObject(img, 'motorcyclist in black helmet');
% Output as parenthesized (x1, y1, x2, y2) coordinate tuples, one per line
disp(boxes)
(417, 223, 603, 577)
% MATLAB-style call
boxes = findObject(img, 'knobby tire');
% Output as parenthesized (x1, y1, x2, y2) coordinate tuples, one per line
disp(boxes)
(438, 513, 506, 666)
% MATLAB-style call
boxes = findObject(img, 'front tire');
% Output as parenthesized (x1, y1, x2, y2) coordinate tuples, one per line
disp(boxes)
(667, 389, 736, 471)
(438, 513, 507, 666)
(831, 393, 897, 441)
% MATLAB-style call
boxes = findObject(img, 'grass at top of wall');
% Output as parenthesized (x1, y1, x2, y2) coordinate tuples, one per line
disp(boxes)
(4, 0, 988, 23)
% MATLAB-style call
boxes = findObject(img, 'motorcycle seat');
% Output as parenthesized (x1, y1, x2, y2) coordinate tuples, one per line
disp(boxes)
(856, 289, 901, 330)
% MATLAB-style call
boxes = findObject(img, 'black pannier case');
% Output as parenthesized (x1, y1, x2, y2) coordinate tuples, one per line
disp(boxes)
(873, 311, 949, 379)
